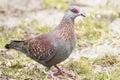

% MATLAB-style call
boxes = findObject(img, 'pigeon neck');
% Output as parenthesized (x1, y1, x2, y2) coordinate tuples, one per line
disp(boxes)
(58, 17, 74, 28)
(60, 15, 75, 25)
(55, 16, 75, 42)
(63, 14, 76, 20)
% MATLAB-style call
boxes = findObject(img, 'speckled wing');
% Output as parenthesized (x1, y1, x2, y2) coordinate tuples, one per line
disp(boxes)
(26, 34, 56, 62)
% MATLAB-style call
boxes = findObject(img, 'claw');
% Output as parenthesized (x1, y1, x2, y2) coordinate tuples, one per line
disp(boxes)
(54, 65, 74, 78)
(47, 70, 59, 80)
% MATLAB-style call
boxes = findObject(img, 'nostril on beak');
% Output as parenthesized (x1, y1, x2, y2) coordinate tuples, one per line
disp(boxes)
(80, 13, 86, 17)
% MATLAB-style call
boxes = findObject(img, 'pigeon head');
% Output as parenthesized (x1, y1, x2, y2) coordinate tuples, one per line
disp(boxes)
(64, 5, 85, 19)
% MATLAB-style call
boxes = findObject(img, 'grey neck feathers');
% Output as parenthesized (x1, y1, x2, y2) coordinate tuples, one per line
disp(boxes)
(63, 12, 76, 20)
(60, 15, 74, 26)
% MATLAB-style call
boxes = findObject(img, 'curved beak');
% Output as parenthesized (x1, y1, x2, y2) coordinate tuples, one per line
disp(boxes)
(79, 13, 86, 17)
(80, 13, 86, 17)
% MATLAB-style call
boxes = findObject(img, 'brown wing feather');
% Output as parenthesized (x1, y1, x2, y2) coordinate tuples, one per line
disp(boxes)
(26, 34, 55, 61)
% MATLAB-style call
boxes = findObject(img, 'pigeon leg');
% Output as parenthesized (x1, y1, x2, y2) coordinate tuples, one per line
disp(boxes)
(54, 65, 73, 77)
(47, 70, 59, 80)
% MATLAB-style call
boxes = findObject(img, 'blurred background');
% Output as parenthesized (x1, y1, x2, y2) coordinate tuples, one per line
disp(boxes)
(0, 0, 120, 80)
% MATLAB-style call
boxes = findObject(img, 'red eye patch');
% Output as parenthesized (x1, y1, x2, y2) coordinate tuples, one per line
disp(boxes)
(71, 8, 79, 13)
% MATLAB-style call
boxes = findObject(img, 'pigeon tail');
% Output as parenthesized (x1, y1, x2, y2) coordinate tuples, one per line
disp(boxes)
(5, 41, 25, 51)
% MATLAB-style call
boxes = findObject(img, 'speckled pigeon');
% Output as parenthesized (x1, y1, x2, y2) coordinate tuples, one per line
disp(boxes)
(5, 5, 85, 80)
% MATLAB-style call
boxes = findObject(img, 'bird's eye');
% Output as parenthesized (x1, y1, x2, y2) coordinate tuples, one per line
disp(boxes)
(71, 8, 79, 13)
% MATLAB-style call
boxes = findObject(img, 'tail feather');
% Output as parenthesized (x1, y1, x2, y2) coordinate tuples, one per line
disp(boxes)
(5, 40, 25, 50)
(5, 44, 11, 49)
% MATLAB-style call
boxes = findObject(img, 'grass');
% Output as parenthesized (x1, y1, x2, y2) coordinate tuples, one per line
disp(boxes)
(1, 51, 46, 80)
(64, 57, 92, 80)
(110, 64, 120, 80)
(2, 65, 46, 79)
(75, 14, 108, 48)
(96, 0, 120, 21)
(65, 54, 120, 80)
(1, 52, 120, 80)
(42, 0, 69, 10)
(93, 54, 118, 66)
(66, 58, 92, 75)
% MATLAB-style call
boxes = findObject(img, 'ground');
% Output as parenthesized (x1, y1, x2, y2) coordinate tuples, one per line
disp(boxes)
(0, 0, 120, 80)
